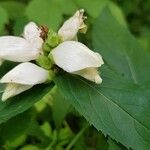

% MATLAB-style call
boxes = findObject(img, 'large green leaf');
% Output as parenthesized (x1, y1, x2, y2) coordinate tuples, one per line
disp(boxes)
(0, 84, 53, 124)
(51, 87, 71, 128)
(26, 0, 62, 30)
(74, 0, 108, 18)
(0, 6, 8, 34)
(26, 0, 77, 31)
(55, 8, 150, 150)
(0, 1, 25, 19)
(0, 62, 54, 124)
(108, 138, 122, 150)
(0, 110, 33, 144)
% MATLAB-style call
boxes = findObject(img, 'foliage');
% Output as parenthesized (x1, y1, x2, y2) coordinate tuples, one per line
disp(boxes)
(55, 8, 150, 150)
(0, 0, 149, 149)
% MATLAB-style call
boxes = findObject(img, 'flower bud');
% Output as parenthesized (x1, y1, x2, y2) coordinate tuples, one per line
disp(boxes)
(58, 9, 87, 41)
(43, 42, 52, 52)
(43, 29, 61, 52)
(36, 55, 52, 70)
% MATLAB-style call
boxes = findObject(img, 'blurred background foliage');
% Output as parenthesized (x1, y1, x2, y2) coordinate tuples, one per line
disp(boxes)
(0, 0, 149, 149)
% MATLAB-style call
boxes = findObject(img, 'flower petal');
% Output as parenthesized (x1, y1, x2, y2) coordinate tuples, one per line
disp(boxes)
(23, 22, 40, 40)
(51, 41, 104, 72)
(0, 62, 49, 85)
(58, 9, 86, 41)
(73, 67, 102, 84)
(23, 22, 43, 50)
(0, 36, 41, 62)
(1, 83, 33, 101)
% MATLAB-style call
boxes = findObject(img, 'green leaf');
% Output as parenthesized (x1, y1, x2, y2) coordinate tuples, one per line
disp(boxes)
(108, 138, 122, 150)
(108, 1, 127, 27)
(13, 17, 29, 36)
(27, 120, 50, 146)
(51, 87, 71, 128)
(40, 121, 52, 138)
(0, 61, 17, 79)
(21, 145, 40, 150)
(26, 0, 63, 30)
(0, 6, 8, 34)
(74, 0, 108, 18)
(138, 27, 150, 51)
(26, 0, 77, 31)
(59, 0, 77, 15)
(55, 8, 150, 150)
(74, 0, 127, 27)
(0, 1, 25, 19)
(0, 84, 53, 124)
(0, 110, 32, 144)
(6, 135, 26, 149)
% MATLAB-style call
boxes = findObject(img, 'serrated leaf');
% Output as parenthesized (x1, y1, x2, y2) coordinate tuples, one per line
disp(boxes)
(55, 8, 150, 150)
(108, 138, 122, 150)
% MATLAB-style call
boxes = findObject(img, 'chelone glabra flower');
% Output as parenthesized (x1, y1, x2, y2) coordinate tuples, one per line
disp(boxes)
(58, 9, 87, 41)
(0, 62, 49, 101)
(0, 22, 43, 63)
(0, 9, 104, 101)
(51, 41, 104, 84)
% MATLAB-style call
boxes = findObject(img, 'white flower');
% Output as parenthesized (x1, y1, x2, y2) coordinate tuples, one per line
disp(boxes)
(23, 22, 43, 48)
(0, 62, 49, 101)
(0, 22, 43, 63)
(51, 41, 104, 84)
(58, 9, 87, 41)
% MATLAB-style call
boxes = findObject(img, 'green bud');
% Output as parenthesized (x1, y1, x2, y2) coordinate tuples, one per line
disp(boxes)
(43, 42, 51, 52)
(46, 29, 61, 48)
(36, 55, 52, 70)
(48, 53, 55, 65)
(48, 70, 55, 81)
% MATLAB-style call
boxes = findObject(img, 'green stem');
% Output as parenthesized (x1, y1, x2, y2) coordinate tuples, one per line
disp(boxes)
(66, 123, 89, 150)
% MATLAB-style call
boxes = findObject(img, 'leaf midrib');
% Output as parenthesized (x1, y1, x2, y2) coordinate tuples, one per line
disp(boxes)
(123, 48, 138, 84)
(72, 75, 149, 132)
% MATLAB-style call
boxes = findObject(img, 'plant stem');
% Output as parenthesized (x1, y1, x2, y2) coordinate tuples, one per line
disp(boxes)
(66, 123, 89, 150)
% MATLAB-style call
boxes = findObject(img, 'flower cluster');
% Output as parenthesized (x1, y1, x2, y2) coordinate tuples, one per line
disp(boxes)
(0, 9, 104, 101)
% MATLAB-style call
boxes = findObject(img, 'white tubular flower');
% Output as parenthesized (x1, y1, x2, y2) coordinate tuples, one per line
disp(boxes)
(23, 22, 43, 49)
(51, 41, 104, 84)
(58, 9, 87, 41)
(0, 22, 43, 63)
(0, 62, 49, 101)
